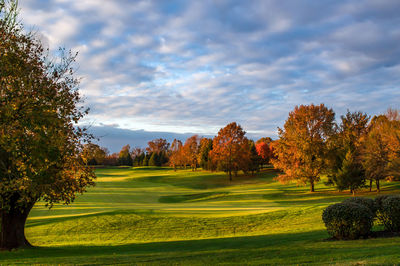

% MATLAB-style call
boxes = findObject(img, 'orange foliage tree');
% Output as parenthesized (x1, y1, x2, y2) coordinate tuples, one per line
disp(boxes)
(210, 122, 251, 181)
(272, 104, 335, 192)
(361, 109, 400, 192)
(169, 139, 183, 170)
(183, 135, 200, 171)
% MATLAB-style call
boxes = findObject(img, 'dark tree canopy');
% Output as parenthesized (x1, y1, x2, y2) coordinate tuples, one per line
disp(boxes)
(326, 111, 369, 194)
(0, 0, 95, 249)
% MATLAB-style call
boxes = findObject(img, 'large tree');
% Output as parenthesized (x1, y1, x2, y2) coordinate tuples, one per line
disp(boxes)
(210, 122, 250, 181)
(0, 1, 95, 249)
(362, 110, 400, 192)
(326, 111, 369, 194)
(272, 104, 335, 192)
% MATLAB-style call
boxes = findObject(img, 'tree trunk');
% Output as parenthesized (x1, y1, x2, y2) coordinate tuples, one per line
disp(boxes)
(376, 179, 380, 193)
(0, 201, 35, 250)
(229, 170, 232, 182)
(369, 179, 372, 192)
(310, 181, 315, 192)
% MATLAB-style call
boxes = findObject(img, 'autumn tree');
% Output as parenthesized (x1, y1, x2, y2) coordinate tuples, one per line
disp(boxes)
(0, 1, 95, 249)
(326, 111, 369, 195)
(272, 104, 335, 192)
(169, 139, 183, 170)
(103, 153, 119, 166)
(81, 143, 108, 165)
(146, 138, 169, 166)
(146, 138, 169, 154)
(183, 135, 200, 171)
(118, 145, 133, 166)
(361, 110, 400, 192)
(210, 122, 250, 181)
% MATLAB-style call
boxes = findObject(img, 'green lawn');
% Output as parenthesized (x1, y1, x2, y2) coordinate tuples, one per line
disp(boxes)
(1, 167, 400, 265)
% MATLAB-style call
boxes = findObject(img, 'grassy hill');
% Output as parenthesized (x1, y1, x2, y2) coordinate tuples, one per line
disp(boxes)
(1, 167, 400, 264)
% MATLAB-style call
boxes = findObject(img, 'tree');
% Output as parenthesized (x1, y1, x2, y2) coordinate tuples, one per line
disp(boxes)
(326, 111, 369, 194)
(248, 140, 261, 175)
(198, 138, 213, 170)
(183, 135, 200, 171)
(118, 145, 133, 166)
(0, 1, 95, 249)
(255, 140, 273, 168)
(169, 139, 183, 170)
(81, 143, 108, 165)
(272, 104, 335, 192)
(146, 138, 170, 154)
(209, 122, 250, 181)
(362, 111, 400, 192)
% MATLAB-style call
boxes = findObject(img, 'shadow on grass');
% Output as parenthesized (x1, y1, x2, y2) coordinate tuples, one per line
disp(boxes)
(3, 229, 400, 264)
(0, 230, 327, 258)
(158, 192, 230, 203)
(26, 209, 155, 228)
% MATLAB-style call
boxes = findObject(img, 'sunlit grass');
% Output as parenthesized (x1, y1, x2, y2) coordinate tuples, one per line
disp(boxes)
(1, 166, 400, 264)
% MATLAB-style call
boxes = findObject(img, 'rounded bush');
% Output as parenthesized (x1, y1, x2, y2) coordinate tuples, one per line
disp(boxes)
(322, 202, 373, 240)
(375, 195, 393, 211)
(377, 195, 400, 232)
(343, 197, 377, 216)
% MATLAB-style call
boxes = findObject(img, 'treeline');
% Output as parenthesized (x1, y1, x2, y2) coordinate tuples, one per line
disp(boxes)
(82, 124, 275, 178)
(272, 104, 400, 193)
(82, 104, 400, 194)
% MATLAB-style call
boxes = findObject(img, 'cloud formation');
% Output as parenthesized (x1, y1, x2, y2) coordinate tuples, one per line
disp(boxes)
(20, 0, 400, 148)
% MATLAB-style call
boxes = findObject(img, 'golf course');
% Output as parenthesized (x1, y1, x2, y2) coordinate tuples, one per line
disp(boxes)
(1, 167, 400, 265)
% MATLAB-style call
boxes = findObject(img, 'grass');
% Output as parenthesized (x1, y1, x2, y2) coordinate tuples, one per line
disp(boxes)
(1, 166, 400, 264)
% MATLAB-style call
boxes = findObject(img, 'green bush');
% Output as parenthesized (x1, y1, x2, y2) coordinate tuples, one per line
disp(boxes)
(375, 195, 393, 211)
(343, 197, 377, 216)
(322, 202, 373, 240)
(376, 195, 400, 232)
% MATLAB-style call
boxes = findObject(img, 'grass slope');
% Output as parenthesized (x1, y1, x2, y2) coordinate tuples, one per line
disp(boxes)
(1, 167, 400, 264)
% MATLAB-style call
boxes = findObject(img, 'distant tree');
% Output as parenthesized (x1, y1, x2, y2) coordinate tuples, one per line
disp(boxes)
(103, 153, 119, 166)
(81, 144, 108, 165)
(169, 139, 183, 170)
(248, 140, 261, 175)
(198, 138, 213, 170)
(146, 138, 170, 154)
(210, 122, 250, 181)
(148, 152, 159, 166)
(326, 111, 369, 194)
(255, 141, 272, 168)
(272, 104, 335, 192)
(183, 135, 200, 171)
(361, 110, 400, 192)
(118, 145, 133, 166)
(143, 154, 149, 166)
(256, 137, 273, 145)
(131, 147, 145, 167)
(0, 0, 95, 249)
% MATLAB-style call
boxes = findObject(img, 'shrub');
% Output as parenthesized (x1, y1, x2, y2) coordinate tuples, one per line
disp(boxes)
(375, 195, 393, 211)
(376, 195, 400, 232)
(322, 202, 373, 240)
(343, 197, 377, 216)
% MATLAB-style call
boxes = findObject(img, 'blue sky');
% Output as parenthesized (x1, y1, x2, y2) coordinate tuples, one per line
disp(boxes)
(20, 0, 400, 152)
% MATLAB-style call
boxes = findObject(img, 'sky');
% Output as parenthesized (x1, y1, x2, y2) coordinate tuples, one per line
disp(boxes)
(19, 0, 400, 152)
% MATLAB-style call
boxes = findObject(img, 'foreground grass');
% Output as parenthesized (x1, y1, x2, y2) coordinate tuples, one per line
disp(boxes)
(1, 167, 400, 264)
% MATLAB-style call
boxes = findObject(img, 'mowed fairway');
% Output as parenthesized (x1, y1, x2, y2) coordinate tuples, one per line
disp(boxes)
(2, 167, 400, 265)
